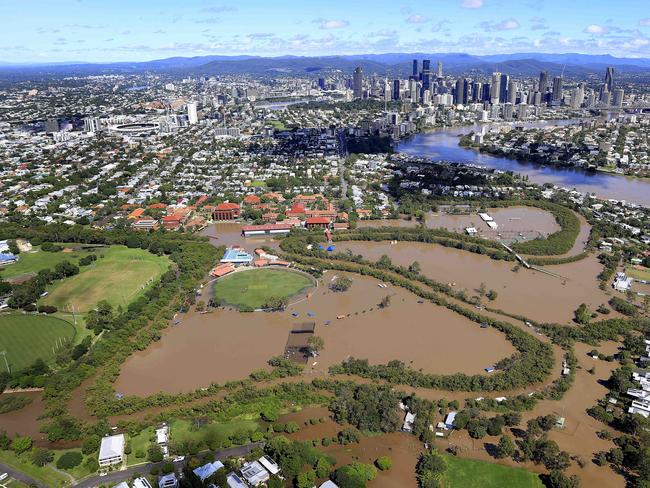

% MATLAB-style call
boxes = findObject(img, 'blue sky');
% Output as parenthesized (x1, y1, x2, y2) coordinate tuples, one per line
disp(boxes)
(2, 0, 650, 63)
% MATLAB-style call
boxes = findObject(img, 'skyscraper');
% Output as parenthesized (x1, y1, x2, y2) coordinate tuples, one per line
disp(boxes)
(499, 74, 509, 103)
(187, 102, 198, 125)
(454, 78, 465, 105)
(318, 78, 326, 90)
(552, 76, 563, 102)
(612, 88, 624, 107)
(392, 79, 400, 101)
(412, 59, 418, 78)
(409, 78, 418, 103)
(507, 80, 517, 104)
(538, 71, 549, 93)
(571, 83, 585, 109)
(353, 66, 363, 100)
(437, 61, 443, 78)
(605, 67, 615, 93)
(490, 72, 501, 103)
(421, 60, 432, 94)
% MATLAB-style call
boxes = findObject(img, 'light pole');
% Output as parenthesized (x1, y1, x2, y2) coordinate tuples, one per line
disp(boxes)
(0, 351, 9, 374)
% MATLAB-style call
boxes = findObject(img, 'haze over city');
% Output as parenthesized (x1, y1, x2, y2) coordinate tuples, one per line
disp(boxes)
(2, 0, 650, 63)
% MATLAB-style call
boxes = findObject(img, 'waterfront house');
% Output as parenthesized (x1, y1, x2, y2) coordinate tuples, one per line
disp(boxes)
(133, 478, 153, 488)
(213, 202, 241, 220)
(98, 433, 125, 468)
(226, 473, 248, 488)
(258, 455, 280, 475)
(193, 461, 225, 481)
(158, 473, 179, 488)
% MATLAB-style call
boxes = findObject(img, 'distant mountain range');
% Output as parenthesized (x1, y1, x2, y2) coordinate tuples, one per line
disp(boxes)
(1, 52, 649, 79)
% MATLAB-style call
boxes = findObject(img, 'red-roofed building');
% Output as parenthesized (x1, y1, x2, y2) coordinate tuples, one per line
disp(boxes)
(285, 202, 306, 217)
(194, 195, 208, 207)
(213, 202, 241, 220)
(243, 195, 261, 206)
(305, 217, 331, 228)
(210, 263, 235, 277)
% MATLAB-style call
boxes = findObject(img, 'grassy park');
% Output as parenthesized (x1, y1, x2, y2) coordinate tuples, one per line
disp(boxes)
(444, 454, 543, 488)
(42, 246, 170, 313)
(213, 268, 314, 310)
(0, 314, 76, 371)
(0, 245, 100, 281)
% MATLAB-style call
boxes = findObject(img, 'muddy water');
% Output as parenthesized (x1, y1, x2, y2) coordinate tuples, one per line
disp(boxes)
(425, 206, 560, 243)
(0, 391, 48, 442)
(115, 273, 515, 396)
(338, 240, 611, 324)
(282, 407, 423, 487)
(200, 222, 281, 251)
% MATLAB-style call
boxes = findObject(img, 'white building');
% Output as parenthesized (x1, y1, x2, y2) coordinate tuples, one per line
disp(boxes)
(187, 102, 198, 125)
(241, 460, 270, 486)
(98, 434, 125, 468)
(133, 478, 153, 488)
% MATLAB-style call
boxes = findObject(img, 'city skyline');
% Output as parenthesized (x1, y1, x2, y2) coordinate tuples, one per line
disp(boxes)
(2, 0, 650, 64)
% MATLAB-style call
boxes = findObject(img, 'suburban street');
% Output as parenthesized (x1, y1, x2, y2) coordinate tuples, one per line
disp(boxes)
(0, 462, 47, 488)
(72, 443, 261, 488)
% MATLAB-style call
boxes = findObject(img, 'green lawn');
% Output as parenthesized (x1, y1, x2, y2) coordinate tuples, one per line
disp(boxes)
(0, 314, 76, 371)
(0, 450, 69, 487)
(213, 268, 314, 310)
(250, 181, 266, 187)
(626, 265, 650, 282)
(42, 246, 170, 313)
(0, 245, 100, 282)
(51, 449, 96, 480)
(444, 454, 543, 488)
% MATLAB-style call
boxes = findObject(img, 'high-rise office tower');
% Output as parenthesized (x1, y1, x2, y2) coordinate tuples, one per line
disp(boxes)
(605, 67, 615, 93)
(499, 74, 509, 103)
(571, 83, 585, 109)
(187, 102, 198, 125)
(353, 66, 363, 99)
(507, 80, 517, 104)
(392, 79, 400, 101)
(437, 61, 443, 78)
(482, 83, 491, 103)
(318, 78, 326, 90)
(552, 76, 563, 102)
(538, 71, 549, 93)
(454, 78, 465, 105)
(612, 88, 624, 107)
(421, 60, 432, 94)
(472, 81, 482, 102)
(409, 79, 418, 103)
(412, 59, 418, 78)
(490, 72, 501, 103)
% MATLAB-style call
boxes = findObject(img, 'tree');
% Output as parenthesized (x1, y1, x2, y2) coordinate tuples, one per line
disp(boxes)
(11, 436, 33, 454)
(148, 444, 164, 463)
(315, 457, 333, 478)
(56, 451, 82, 469)
(478, 282, 487, 297)
(31, 448, 54, 467)
(307, 336, 325, 356)
(375, 456, 392, 471)
(377, 255, 392, 268)
(333, 463, 377, 488)
(574, 303, 591, 325)
(416, 451, 446, 488)
(496, 435, 516, 459)
(379, 295, 391, 308)
(486, 290, 498, 301)
(408, 261, 421, 274)
(330, 276, 352, 292)
(296, 469, 316, 488)
(543, 470, 581, 488)
(262, 296, 288, 311)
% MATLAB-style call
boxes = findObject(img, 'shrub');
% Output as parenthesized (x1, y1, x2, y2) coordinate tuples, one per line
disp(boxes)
(11, 436, 32, 454)
(375, 456, 392, 471)
(56, 451, 83, 469)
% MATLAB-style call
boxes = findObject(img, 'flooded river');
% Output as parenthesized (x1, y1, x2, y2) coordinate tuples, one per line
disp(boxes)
(116, 273, 514, 396)
(398, 123, 650, 206)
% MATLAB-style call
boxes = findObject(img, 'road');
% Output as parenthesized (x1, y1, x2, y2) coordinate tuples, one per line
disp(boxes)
(73, 443, 260, 488)
(0, 461, 47, 488)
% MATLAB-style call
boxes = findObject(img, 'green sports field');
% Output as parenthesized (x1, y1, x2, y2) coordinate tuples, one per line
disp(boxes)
(42, 246, 170, 313)
(213, 268, 314, 310)
(0, 245, 100, 281)
(444, 454, 543, 488)
(0, 314, 76, 371)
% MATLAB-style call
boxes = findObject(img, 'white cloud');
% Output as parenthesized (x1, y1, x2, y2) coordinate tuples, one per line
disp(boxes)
(479, 18, 520, 32)
(584, 24, 608, 34)
(406, 15, 429, 24)
(314, 19, 349, 29)
(461, 0, 484, 8)
(640, 18, 650, 26)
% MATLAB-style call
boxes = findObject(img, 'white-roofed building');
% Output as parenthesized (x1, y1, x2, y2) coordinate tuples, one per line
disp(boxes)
(258, 455, 280, 475)
(133, 478, 153, 488)
(98, 434, 125, 468)
(241, 460, 270, 486)
(158, 473, 179, 488)
(319, 481, 339, 488)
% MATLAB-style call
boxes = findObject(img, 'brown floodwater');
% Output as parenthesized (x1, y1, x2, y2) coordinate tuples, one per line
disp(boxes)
(0, 391, 48, 442)
(200, 222, 281, 251)
(115, 273, 515, 396)
(282, 407, 423, 487)
(338, 240, 611, 324)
